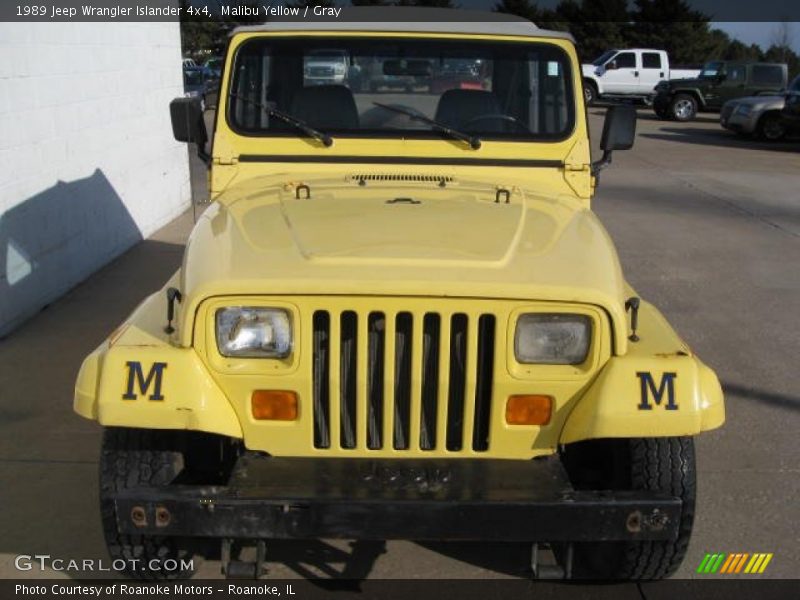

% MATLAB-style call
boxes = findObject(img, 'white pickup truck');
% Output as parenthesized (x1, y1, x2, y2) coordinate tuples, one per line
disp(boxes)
(582, 49, 700, 105)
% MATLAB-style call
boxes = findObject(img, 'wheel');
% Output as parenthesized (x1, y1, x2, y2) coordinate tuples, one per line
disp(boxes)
(560, 437, 696, 580)
(756, 113, 786, 141)
(669, 94, 698, 122)
(583, 80, 597, 106)
(100, 428, 240, 580)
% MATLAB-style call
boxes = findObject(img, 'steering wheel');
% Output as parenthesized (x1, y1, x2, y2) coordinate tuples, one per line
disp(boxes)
(464, 114, 529, 133)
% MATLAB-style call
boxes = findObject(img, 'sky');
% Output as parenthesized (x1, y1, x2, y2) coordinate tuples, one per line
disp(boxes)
(714, 22, 799, 53)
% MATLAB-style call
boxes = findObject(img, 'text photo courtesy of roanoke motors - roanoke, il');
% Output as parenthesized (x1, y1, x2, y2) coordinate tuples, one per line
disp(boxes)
(0, 0, 799, 598)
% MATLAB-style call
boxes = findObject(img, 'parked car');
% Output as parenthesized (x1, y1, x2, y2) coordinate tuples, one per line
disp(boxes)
(303, 48, 350, 86)
(781, 75, 800, 132)
(582, 49, 699, 106)
(203, 56, 223, 79)
(182, 66, 216, 109)
(721, 75, 800, 141)
(653, 60, 788, 122)
(429, 58, 486, 94)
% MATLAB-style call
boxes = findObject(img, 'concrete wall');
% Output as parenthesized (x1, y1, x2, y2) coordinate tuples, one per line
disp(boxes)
(0, 22, 191, 336)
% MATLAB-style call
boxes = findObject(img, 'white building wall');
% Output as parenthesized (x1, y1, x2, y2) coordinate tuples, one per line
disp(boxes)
(0, 22, 191, 336)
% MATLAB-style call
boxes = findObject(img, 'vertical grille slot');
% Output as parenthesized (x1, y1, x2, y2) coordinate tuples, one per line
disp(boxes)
(340, 311, 358, 449)
(472, 314, 496, 452)
(367, 312, 385, 450)
(312, 311, 331, 449)
(419, 313, 441, 451)
(393, 312, 413, 450)
(446, 313, 468, 451)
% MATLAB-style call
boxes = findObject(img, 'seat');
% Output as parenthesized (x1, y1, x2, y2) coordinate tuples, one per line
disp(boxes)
(434, 89, 503, 130)
(289, 85, 359, 129)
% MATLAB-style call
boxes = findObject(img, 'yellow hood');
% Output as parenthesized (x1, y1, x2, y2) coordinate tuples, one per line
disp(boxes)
(179, 176, 628, 350)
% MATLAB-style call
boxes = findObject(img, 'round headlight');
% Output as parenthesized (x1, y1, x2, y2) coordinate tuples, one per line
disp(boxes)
(216, 307, 292, 358)
(514, 314, 592, 365)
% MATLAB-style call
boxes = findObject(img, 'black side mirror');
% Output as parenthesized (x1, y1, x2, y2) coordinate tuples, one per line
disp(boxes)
(593, 105, 637, 176)
(170, 97, 209, 162)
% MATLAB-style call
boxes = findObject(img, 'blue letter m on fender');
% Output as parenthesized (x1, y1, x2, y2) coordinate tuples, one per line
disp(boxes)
(123, 361, 167, 401)
(637, 371, 678, 410)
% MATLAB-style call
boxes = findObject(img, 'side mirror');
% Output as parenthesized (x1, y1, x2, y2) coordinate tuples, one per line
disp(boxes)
(170, 97, 209, 162)
(593, 105, 637, 176)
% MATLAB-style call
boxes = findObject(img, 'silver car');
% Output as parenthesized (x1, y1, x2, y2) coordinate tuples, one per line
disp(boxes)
(721, 75, 800, 141)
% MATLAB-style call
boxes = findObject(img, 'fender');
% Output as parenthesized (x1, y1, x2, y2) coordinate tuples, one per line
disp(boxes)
(583, 75, 603, 95)
(560, 300, 724, 443)
(74, 280, 242, 439)
(665, 87, 707, 108)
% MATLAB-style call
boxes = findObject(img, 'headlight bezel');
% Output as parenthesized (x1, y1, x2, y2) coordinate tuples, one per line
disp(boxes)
(514, 313, 593, 365)
(201, 299, 301, 375)
(215, 306, 293, 359)
(507, 307, 604, 380)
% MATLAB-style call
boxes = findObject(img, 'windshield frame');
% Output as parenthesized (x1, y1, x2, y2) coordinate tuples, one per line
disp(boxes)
(592, 50, 617, 67)
(224, 35, 577, 145)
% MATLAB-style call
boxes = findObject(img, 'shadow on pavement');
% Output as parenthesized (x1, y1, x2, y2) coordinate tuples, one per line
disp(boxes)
(723, 383, 800, 412)
(640, 129, 800, 153)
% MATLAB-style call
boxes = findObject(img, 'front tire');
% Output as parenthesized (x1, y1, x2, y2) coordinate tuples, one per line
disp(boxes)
(583, 80, 598, 106)
(100, 428, 240, 579)
(756, 113, 786, 141)
(670, 94, 698, 121)
(561, 437, 696, 580)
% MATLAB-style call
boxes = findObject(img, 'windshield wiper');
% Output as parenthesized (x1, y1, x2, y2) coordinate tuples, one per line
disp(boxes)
(230, 93, 333, 147)
(372, 102, 481, 150)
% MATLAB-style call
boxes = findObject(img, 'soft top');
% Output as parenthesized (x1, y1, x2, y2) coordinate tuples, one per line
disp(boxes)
(230, 7, 575, 42)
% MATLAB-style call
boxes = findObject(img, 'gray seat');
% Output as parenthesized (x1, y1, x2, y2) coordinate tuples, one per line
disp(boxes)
(289, 85, 359, 129)
(434, 89, 502, 130)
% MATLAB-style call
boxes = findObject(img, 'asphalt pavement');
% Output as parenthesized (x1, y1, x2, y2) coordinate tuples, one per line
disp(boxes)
(0, 108, 798, 581)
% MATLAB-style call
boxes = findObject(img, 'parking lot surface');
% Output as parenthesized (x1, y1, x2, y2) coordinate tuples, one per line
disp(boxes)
(0, 108, 798, 580)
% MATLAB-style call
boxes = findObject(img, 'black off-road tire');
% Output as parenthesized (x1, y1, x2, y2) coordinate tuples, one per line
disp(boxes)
(560, 437, 696, 580)
(100, 428, 230, 580)
(669, 93, 698, 122)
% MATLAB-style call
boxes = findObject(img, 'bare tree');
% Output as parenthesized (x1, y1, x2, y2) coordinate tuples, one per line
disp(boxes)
(771, 21, 794, 63)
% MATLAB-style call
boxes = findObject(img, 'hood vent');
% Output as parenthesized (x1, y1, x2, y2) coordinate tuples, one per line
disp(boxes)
(349, 173, 455, 186)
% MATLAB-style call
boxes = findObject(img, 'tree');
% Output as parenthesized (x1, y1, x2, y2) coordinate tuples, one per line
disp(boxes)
(770, 22, 795, 65)
(628, 0, 715, 65)
(494, 0, 553, 23)
(554, 0, 630, 62)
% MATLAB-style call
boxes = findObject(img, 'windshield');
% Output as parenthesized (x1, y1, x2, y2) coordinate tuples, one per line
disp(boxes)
(228, 37, 575, 142)
(592, 50, 616, 67)
(700, 61, 723, 78)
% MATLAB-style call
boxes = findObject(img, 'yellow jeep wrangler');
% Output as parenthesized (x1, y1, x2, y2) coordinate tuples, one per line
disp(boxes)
(74, 11, 724, 580)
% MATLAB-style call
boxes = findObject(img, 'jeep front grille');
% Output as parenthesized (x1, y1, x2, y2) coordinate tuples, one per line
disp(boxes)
(312, 310, 496, 453)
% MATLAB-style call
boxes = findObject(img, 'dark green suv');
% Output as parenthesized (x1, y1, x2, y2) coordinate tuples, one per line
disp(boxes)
(653, 61, 787, 121)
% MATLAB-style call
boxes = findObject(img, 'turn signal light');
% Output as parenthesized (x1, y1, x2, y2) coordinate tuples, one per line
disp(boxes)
(506, 395, 553, 426)
(251, 390, 298, 421)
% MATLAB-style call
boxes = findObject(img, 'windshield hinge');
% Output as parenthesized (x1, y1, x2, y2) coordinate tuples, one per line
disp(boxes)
(213, 155, 238, 166)
(564, 162, 590, 172)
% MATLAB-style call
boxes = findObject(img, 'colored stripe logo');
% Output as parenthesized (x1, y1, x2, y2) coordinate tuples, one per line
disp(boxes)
(697, 553, 773, 574)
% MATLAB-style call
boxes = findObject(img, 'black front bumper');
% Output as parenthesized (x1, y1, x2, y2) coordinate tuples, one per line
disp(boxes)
(113, 455, 681, 542)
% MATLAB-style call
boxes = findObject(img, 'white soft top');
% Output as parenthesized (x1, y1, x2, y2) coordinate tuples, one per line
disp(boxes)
(231, 7, 575, 42)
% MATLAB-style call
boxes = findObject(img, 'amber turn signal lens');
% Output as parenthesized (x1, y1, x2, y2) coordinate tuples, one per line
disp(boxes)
(251, 390, 298, 421)
(506, 395, 552, 426)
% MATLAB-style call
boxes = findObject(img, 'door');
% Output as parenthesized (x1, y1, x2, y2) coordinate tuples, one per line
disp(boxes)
(714, 64, 747, 108)
(598, 51, 639, 94)
(747, 64, 786, 96)
(639, 52, 666, 94)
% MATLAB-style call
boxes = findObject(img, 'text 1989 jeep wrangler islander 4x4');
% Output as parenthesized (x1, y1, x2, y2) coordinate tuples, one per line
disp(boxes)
(74, 11, 724, 580)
